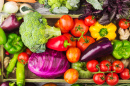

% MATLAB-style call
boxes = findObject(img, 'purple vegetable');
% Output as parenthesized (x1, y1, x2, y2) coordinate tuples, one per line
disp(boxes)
(0, 81, 15, 86)
(80, 38, 113, 62)
(0, 13, 22, 32)
(28, 49, 70, 79)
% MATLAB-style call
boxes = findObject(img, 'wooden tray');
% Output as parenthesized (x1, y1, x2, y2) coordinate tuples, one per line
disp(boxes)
(0, 14, 130, 84)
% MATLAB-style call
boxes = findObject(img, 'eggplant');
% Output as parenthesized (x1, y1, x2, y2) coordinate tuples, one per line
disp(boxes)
(80, 37, 113, 62)
(0, 13, 22, 32)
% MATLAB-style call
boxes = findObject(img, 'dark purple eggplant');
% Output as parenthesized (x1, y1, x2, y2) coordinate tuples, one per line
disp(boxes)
(0, 13, 22, 32)
(0, 81, 15, 86)
(80, 37, 113, 62)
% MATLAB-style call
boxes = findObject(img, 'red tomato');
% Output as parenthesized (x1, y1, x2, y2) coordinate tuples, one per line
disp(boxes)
(26, 48, 32, 56)
(18, 52, 29, 64)
(71, 19, 89, 37)
(59, 15, 74, 33)
(112, 61, 124, 73)
(84, 15, 96, 26)
(100, 60, 112, 72)
(86, 60, 99, 72)
(66, 47, 81, 63)
(64, 68, 79, 84)
(119, 19, 130, 29)
(120, 68, 130, 80)
(63, 33, 76, 48)
(106, 73, 119, 86)
(93, 73, 105, 85)
(77, 36, 95, 52)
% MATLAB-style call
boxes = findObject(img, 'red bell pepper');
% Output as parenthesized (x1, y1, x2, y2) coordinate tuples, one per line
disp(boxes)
(46, 35, 70, 51)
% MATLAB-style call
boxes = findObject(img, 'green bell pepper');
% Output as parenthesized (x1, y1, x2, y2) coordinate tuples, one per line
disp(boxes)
(71, 83, 84, 86)
(0, 27, 6, 45)
(4, 33, 24, 54)
(112, 40, 130, 59)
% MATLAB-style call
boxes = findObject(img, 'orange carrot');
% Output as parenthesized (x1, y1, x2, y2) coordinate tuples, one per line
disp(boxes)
(6, 0, 37, 3)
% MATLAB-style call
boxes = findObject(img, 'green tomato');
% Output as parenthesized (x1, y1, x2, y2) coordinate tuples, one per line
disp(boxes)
(72, 62, 93, 79)
(0, 27, 6, 45)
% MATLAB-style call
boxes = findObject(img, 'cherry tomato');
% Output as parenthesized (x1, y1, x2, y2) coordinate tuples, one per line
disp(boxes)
(59, 15, 74, 33)
(66, 47, 81, 63)
(64, 68, 79, 84)
(26, 48, 32, 56)
(84, 15, 96, 26)
(106, 73, 119, 86)
(112, 60, 124, 73)
(93, 73, 105, 85)
(71, 19, 89, 37)
(63, 33, 76, 48)
(120, 68, 130, 80)
(18, 52, 29, 64)
(86, 60, 99, 72)
(119, 19, 130, 29)
(100, 60, 112, 72)
(5, 51, 9, 55)
(77, 36, 95, 52)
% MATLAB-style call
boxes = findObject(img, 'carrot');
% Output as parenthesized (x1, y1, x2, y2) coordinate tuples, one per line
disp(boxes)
(6, 0, 37, 3)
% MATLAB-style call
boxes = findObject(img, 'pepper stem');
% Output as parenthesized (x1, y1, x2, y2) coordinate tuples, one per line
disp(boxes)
(64, 40, 70, 48)
(9, 82, 15, 86)
(17, 17, 23, 21)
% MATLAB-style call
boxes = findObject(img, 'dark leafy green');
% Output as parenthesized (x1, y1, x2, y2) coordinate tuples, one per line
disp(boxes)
(79, 0, 130, 25)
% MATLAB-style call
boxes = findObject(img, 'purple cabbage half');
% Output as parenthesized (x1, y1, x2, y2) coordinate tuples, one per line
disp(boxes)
(28, 49, 70, 79)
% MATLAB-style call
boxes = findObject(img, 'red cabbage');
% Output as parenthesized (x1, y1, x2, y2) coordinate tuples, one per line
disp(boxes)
(28, 49, 70, 79)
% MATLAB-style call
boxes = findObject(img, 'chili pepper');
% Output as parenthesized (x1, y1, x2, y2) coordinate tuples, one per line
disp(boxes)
(89, 22, 117, 40)
(0, 27, 6, 45)
(112, 40, 130, 59)
(5, 51, 10, 55)
(4, 33, 24, 54)
(6, 47, 26, 78)
(46, 35, 70, 51)
(16, 62, 25, 86)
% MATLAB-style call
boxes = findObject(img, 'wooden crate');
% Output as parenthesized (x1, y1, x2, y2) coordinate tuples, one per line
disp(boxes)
(0, 14, 130, 84)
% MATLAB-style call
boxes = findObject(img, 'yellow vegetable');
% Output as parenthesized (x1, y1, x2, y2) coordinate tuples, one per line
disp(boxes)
(89, 22, 117, 40)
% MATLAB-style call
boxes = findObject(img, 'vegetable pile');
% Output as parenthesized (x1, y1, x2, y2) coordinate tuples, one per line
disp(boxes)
(0, 1, 130, 86)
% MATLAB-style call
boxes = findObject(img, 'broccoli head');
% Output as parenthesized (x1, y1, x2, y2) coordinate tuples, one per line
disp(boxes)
(19, 12, 61, 53)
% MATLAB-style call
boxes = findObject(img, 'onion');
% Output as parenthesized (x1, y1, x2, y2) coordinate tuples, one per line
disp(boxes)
(0, 0, 4, 12)
(3, 1, 19, 13)
(20, 4, 33, 15)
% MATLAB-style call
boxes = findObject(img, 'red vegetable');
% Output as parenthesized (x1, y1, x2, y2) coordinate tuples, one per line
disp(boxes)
(58, 15, 74, 33)
(71, 19, 89, 37)
(93, 73, 105, 85)
(46, 35, 70, 51)
(63, 33, 76, 48)
(86, 60, 99, 72)
(100, 60, 112, 72)
(84, 15, 96, 26)
(5, 51, 9, 55)
(119, 19, 130, 29)
(26, 48, 32, 56)
(18, 52, 29, 64)
(120, 68, 130, 80)
(112, 60, 124, 73)
(106, 73, 119, 86)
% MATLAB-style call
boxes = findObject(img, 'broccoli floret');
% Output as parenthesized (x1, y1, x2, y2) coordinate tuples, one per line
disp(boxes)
(19, 12, 61, 53)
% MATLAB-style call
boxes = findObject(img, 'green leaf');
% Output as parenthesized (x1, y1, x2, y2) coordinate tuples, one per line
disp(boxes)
(86, 0, 103, 10)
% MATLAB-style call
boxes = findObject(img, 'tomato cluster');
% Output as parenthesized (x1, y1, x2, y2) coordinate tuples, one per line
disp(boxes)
(87, 60, 130, 85)
(56, 15, 97, 84)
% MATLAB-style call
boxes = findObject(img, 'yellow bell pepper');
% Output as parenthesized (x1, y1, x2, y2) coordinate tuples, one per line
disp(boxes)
(89, 22, 117, 40)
